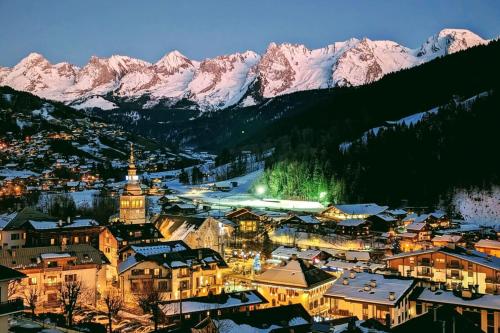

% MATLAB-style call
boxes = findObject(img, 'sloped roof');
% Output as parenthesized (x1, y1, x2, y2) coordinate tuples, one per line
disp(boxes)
(4, 207, 52, 230)
(338, 219, 367, 227)
(0, 244, 109, 270)
(0, 264, 26, 282)
(119, 247, 228, 274)
(107, 222, 161, 242)
(325, 272, 416, 306)
(475, 239, 500, 250)
(326, 203, 388, 216)
(255, 258, 334, 289)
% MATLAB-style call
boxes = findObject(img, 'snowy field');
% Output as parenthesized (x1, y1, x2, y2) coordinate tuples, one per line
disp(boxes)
(453, 186, 500, 227)
(167, 169, 325, 212)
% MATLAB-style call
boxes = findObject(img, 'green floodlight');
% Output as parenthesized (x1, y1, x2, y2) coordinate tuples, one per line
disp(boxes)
(319, 191, 327, 200)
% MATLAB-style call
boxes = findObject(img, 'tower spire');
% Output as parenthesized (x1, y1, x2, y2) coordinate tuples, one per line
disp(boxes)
(129, 142, 135, 165)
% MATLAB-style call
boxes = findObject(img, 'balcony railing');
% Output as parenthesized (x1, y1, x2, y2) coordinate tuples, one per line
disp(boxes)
(446, 274, 462, 280)
(44, 282, 62, 290)
(329, 308, 353, 317)
(417, 261, 433, 267)
(419, 271, 434, 277)
(485, 277, 500, 284)
(0, 298, 24, 315)
(129, 274, 170, 280)
(446, 264, 464, 269)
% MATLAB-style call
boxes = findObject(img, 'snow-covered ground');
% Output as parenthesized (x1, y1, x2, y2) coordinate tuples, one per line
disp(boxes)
(38, 189, 99, 210)
(452, 186, 500, 227)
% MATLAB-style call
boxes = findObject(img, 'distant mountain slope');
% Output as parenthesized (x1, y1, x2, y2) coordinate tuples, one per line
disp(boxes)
(0, 29, 490, 110)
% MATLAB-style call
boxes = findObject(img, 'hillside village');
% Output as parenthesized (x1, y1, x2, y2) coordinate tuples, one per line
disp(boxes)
(0, 133, 499, 333)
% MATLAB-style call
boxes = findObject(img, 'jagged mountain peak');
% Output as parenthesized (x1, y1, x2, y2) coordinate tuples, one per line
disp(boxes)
(417, 28, 487, 57)
(0, 28, 492, 110)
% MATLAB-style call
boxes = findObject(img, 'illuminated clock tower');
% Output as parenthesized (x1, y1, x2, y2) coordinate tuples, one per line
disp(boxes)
(119, 143, 146, 224)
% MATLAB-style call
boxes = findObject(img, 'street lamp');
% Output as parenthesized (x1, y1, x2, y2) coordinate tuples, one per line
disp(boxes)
(256, 185, 266, 196)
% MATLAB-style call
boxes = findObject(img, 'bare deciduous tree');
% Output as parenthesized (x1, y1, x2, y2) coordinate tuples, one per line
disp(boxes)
(103, 290, 123, 333)
(23, 285, 39, 318)
(59, 280, 85, 327)
(135, 282, 163, 332)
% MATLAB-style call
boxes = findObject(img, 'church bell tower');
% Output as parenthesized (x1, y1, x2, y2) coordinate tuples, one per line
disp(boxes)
(119, 143, 146, 224)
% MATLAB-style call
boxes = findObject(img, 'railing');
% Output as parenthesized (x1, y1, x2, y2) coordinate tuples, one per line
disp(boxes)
(446, 274, 462, 280)
(177, 272, 190, 278)
(0, 298, 23, 315)
(329, 308, 352, 317)
(44, 282, 62, 290)
(128, 274, 169, 280)
(419, 271, 434, 277)
(485, 277, 500, 284)
(446, 263, 464, 269)
(417, 261, 432, 267)
(43, 301, 60, 308)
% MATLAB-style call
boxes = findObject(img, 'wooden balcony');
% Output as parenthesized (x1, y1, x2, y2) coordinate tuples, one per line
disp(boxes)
(44, 282, 62, 291)
(0, 298, 23, 316)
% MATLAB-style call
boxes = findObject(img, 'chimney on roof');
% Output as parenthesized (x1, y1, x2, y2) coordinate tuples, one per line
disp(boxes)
(349, 270, 356, 279)
(343, 278, 349, 285)
(58, 220, 63, 227)
(370, 279, 377, 288)
(291, 254, 298, 261)
(67, 216, 71, 225)
(446, 242, 455, 250)
(388, 292, 395, 301)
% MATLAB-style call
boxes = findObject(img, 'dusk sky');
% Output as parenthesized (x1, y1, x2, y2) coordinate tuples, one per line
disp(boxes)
(0, 0, 499, 66)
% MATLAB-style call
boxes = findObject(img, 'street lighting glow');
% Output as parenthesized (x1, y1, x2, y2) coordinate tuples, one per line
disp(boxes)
(319, 191, 327, 200)
(256, 185, 266, 195)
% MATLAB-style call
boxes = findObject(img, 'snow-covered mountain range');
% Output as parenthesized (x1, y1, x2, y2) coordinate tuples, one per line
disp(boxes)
(0, 29, 490, 110)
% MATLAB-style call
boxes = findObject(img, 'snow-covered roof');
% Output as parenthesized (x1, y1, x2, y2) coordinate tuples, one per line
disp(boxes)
(338, 219, 367, 227)
(330, 203, 388, 216)
(271, 246, 323, 261)
(431, 235, 462, 243)
(416, 288, 500, 311)
(255, 259, 334, 289)
(325, 271, 416, 306)
(40, 253, 72, 260)
(129, 242, 188, 256)
(345, 251, 370, 262)
(28, 219, 99, 230)
(475, 239, 500, 250)
(407, 222, 427, 231)
(159, 290, 267, 316)
(118, 255, 138, 274)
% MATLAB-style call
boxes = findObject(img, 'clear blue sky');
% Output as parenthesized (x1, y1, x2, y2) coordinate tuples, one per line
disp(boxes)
(0, 0, 498, 66)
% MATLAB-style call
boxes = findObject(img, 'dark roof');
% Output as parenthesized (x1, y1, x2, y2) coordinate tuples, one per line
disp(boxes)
(392, 304, 483, 333)
(4, 207, 52, 230)
(157, 215, 207, 234)
(217, 304, 311, 330)
(299, 259, 335, 287)
(0, 244, 109, 270)
(0, 264, 26, 282)
(139, 247, 228, 269)
(106, 222, 161, 242)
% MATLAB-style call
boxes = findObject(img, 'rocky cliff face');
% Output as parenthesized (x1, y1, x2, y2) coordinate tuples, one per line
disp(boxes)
(0, 29, 490, 110)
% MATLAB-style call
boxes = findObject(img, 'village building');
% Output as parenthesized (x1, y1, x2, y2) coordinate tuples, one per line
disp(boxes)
(24, 218, 101, 248)
(0, 265, 25, 332)
(0, 207, 52, 250)
(279, 214, 321, 233)
(406, 222, 432, 241)
(99, 223, 163, 282)
(226, 208, 267, 239)
(431, 234, 465, 248)
(368, 214, 399, 232)
(336, 219, 371, 237)
(321, 203, 388, 221)
(475, 239, 500, 258)
(155, 215, 221, 252)
(119, 144, 147, 224)
(324, 271, 418, 327)
(386, 246, 500, 294)
(271, 246, 331, 265)
(117, 247, 228, 306)
(192, 303, 312, 333)
(0, 244, 109, 312)
(412, 286, 500, 333)
(159, 290, 268, 327)
(253, 256, 335, 316)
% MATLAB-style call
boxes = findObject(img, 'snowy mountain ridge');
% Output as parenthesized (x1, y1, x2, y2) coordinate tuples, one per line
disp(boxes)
(0, 29, 490, 110)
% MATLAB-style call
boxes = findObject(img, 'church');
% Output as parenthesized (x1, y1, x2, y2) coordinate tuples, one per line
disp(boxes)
(119, 144, 147, 224)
